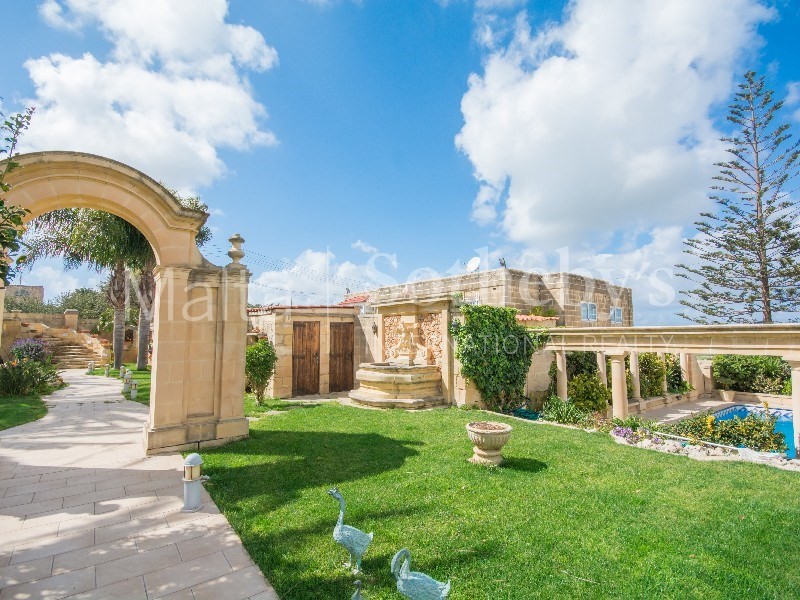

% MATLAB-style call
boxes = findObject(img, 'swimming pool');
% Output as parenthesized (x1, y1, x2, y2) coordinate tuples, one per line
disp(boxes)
(713, 405, 795, 458)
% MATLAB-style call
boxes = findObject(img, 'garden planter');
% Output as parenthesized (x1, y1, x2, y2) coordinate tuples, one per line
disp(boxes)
(466, 421, 512, 466)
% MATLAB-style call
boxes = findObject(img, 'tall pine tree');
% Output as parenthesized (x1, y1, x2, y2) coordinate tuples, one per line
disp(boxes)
(677, 71, 800, 324)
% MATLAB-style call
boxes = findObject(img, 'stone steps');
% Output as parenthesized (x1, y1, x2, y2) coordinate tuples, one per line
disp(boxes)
(20, 332, 104, 369)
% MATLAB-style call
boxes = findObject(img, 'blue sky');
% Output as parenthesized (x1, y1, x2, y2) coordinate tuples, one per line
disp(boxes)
(2, 0, 799, 323)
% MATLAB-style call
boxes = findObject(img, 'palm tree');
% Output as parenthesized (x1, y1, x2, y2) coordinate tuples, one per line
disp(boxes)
(23, 196, 210, 370)
(24, 209, 152, 369)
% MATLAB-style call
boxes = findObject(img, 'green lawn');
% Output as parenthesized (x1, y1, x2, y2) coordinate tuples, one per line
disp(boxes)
(0, 395, 48, 431)
(89, 364, 151, 405)
(244, 393, 321, 416)
(199, 403, 800, 599)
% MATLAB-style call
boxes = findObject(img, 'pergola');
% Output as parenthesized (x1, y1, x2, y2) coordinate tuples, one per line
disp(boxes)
(538, 323, 800, 449)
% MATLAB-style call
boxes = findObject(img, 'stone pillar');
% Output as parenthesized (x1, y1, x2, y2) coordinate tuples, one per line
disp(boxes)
(215, 245, 250, 442)
(679, 352, 691, 387)
(440, 303, 453, 404)
(630, 351, 642, 401)
(556, 349, 568, 400)
(608, 351, 628, 419)
(377, 311, 386, 362)
(658, 352, 668, 394)
(788, 360, 800, 455)
(146, 266, 192, 451)
(63, 309, 78, 331)
(596, 351, 607, 387)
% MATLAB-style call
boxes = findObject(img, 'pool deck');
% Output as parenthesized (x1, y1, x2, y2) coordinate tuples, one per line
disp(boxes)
(641, 396, 741, 424)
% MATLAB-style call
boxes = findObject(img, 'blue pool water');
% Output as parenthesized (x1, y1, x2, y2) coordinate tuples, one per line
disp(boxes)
(713, 405, 795, 458)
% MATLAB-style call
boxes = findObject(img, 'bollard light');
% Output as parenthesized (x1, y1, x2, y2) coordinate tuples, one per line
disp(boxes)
(182, 453, 209, 512)
(123, 372, 132, 393)
(86, 361, 95, 375)
(130, 381, 138, 400)
(118, 365, 126, 379)
(104, 364, 111, 377)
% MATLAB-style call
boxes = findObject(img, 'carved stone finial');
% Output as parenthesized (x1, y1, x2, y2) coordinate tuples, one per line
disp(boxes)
(228, 233, 245, 264)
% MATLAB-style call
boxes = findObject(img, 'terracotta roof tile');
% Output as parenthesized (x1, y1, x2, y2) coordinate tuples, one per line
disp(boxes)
(338, 295, 370, 305)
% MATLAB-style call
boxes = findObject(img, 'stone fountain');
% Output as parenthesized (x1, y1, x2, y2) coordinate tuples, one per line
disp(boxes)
(349, 322, 444, 409)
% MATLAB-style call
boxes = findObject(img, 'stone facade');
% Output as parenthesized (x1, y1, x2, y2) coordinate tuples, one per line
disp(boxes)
(248, 306, 361, 398)
(6, 285, 45, 303)
(365, 268, 633, 327)
(418, 312, 443, 366)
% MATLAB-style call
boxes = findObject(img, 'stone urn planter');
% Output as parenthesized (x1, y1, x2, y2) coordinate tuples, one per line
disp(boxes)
(466, 421, 513, 466)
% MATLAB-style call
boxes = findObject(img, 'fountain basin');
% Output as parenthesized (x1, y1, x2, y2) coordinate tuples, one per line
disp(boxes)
(349, 362, 444, 410)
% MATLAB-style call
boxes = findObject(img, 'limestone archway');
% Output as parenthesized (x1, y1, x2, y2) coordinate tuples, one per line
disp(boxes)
(3, 151, 250, 453)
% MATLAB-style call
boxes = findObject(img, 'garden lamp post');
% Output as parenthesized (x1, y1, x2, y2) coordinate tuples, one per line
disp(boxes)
(86, 361, 95, 375)
(118, 365, 126, 379)
(123, 372, 132, 393)
(104, 364, 111, 377)
(182, 453, 209, 512)
(130, 380, 138, 400)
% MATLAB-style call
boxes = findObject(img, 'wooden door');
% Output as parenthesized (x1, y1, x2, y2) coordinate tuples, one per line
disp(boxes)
(329, 322, 354, 393)
(292, 321, 320, 396)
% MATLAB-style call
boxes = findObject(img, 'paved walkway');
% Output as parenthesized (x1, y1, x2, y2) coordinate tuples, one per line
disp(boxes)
(0, 371, 278, 600)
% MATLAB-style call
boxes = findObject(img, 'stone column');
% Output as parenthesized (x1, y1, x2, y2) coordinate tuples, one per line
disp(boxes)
(146, 266, 192, 452)
(608, 351, 628, 419)
(439, 303, 453, 404)
(679, 352, 691, 387)
(215, 243, 250, 442)
(63, 309, 78, 331)
(658, 352, 668, 394)
(630, 351, 642, 401)
(596, 351, 607, 387)
(556, 349, 568, 400)
(789, 360, 800, 455)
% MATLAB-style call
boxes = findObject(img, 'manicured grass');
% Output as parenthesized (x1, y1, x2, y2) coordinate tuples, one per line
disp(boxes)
(244, 393, 320, 416)
(89, 364, 151, 405)
(0, 395, 48, 431)
(200, 404, 800, 599)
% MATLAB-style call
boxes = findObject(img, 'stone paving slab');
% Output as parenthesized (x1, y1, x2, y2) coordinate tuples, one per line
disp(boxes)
(0, 370, 278, 600)
(640, 395, 738, 424)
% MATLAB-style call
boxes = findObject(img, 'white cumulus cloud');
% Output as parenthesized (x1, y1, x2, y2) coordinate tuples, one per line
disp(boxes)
(457, 0, 775, 256)
(248, 249, 401, 306)
(22, 0, 277, 191)
(351, 239, 378, 254)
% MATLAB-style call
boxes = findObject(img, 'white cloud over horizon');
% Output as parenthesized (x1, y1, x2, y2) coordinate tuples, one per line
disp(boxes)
(248, 249, 401, 306)
(458, 0, 775, 254)
(21, 0, 277, 192)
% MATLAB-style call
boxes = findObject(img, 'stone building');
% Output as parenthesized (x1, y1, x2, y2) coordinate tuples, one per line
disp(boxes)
(365, 268, 633, 327)
(249, 268, 632, 399)
(6, 285, 45, 303)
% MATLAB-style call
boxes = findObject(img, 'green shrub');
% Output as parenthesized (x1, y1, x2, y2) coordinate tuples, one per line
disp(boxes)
(540, 395, 588, 425)
(451, 305, 549, 413)
(664, 354, 690, 393)
(712, 355, 790, 395)
(611, 414, 656, 431)
(638, 352, 666, 398)
(567, 373, 611, 413)
(548, 350, 599, 395)
(661, 410, 786, 453)
(0, 359, 61, 396)
(245, 338, 278, 403)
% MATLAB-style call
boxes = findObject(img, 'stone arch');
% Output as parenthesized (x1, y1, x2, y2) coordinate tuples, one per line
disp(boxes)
(3, 151, 250, 454)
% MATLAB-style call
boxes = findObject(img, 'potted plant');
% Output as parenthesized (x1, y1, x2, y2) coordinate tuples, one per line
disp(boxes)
(466, 421, 513, 466)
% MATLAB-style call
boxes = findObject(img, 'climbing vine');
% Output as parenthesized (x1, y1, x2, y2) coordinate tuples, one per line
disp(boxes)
(450, 305, 549, 412)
